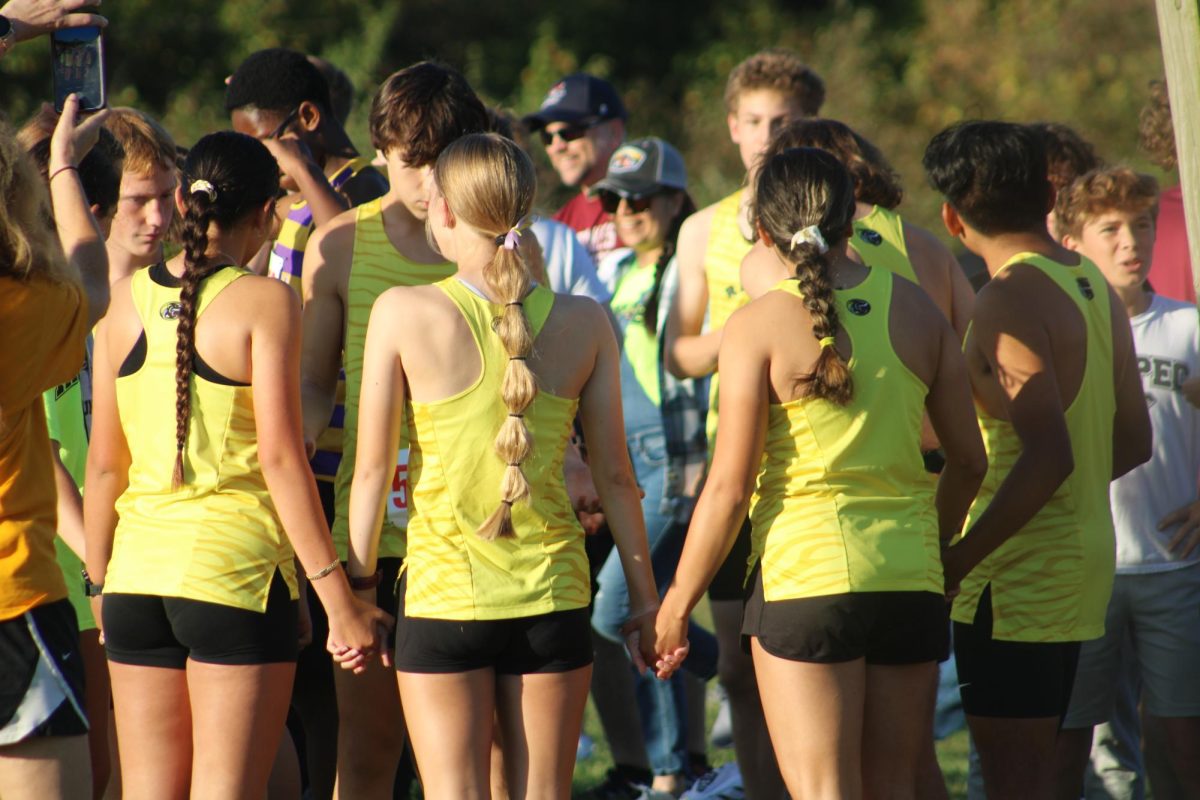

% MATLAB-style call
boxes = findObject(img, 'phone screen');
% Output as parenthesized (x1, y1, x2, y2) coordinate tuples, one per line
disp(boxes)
(52, 27, 106, 112)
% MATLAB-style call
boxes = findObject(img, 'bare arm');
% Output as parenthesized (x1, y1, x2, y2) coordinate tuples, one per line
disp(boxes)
(665, 209, 722, 378)
(657, 308, 768, 671)
(49, 95, 110, 327)
(942, 276, 1076, 589)
(1108, 287, 1152, 479)
(576, 302, 660, 669)
(262, 138, 349, 230)
(50, 448, 86, 560)
(346, 290, 408, 582)
(0, 0, 105, 42)
(924, 318, 987, 548)
(82, 316, 130, 587)
(300, 217, 352, 452)
(248, 279, 392, 666)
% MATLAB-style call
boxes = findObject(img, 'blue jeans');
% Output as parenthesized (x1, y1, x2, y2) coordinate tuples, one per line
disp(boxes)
(592, 414, 718, 775)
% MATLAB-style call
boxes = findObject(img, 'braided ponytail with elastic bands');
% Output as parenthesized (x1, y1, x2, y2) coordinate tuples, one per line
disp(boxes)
(169, 132, 280, 489)
(753, 146, 858, 405)
(433, 133, 538, 540)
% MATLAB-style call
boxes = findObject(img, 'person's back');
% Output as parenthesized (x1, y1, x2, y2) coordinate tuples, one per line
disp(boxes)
(924, 120, 1150, 800)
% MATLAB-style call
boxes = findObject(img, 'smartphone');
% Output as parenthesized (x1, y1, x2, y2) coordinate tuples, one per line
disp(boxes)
(52, 27, 106, 112)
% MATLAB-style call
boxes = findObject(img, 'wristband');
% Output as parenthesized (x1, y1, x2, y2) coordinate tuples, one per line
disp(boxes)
(305, 559, 340, 581)
(348, 570, 382, 591)
(81, 568, 103, 597)
(49, 165, 79, 183)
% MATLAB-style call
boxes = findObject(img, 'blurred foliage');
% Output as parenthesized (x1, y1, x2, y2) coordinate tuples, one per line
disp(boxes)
(1, 0, 1165, 236)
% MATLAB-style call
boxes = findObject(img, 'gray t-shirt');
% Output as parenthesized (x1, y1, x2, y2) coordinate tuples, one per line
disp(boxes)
(1113, 294, 1200, 573)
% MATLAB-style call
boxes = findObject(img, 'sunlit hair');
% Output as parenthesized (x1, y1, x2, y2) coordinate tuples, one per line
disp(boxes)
(170, 132, 279, 488)
(761, 118, 902, 210)
(1139, 79, 1175, 172)
(0, 118, 69, 283)
(1028, 122, 1103, 193)
(103, 107, 176, 178)
(753, 147, 858, 404)
(434, 133, 538, 540)
(723, 49, 825, 116)
(1054, 166, 1159, 241)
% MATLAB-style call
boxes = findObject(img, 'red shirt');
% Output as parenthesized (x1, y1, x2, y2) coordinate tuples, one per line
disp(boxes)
(554, 192, 619, 265)
(1149, 186, 1195, 303)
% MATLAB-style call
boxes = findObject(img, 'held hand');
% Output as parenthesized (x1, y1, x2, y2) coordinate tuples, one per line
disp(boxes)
(1161, 499, 1200, 558)
(3, 0, 107, 42)
(620, 609, 663, 677)
(49, 94, 110, 174)
(327, 596, 395, 674)
(941, 543, 966, 601)
(652, 604, 690, 680)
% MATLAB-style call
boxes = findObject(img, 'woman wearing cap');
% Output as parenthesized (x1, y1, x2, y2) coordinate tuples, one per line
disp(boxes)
(343, 133, 661, 799)
(586, 137, 720, 797)
(652, 148, 986, 798)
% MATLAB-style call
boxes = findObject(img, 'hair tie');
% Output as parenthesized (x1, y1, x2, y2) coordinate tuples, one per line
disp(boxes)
(494, 217, 531, 250)
(508, 413, 524, 418)
(501, 499, 514, 506)
(789, 225, 828, 254)
(818, 336, 836, 349)
(506, 301, 523, 307)
(509, 355, 528, 361)
(189, 180, 218, 202)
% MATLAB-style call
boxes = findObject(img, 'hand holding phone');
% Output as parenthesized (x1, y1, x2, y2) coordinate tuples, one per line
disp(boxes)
(50, 93, 111, 173)
(52, 25, 105, 112)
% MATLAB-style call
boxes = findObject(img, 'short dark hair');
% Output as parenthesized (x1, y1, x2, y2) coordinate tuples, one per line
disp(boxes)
(369, 61, 489, 167)
(225, 48, 333, 116)
(923, 120, 1051, 235)
(1028, 122, 1103, 192)
(25, 128, 125, 218)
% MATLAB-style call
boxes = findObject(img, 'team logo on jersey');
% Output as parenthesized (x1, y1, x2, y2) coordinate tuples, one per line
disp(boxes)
(858, 228, 883, 246)
(541, 82, 567, 109)
(1077, 277, 1095, 300)
(847, 298, 871, 316)
(160, 302, 182, 320)
(608, 145, 646, 174)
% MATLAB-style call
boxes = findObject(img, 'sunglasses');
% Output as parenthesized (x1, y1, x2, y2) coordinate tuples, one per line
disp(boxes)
(539, 124, 591, 147)
(268, 107, 300, 140)
(598, 190, 660, 215)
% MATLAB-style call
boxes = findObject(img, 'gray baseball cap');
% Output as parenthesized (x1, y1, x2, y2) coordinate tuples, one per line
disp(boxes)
(593, 137, 687, 197)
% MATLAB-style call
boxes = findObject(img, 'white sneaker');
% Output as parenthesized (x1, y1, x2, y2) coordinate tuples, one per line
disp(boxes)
(708, 693, 733, 749)
(633, 785, 678, 800)
(681, 762, 745, 800)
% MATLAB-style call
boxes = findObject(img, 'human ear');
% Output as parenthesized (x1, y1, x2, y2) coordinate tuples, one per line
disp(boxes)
(940, 203, 965, 239)
(174, 185, 187, 216)
(297, 100, 322, 133)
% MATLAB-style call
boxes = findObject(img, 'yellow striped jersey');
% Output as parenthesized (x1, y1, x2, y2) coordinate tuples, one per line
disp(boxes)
(331, 198, 456, 560)
(952, 253, 1116, 642)
(402, 278, 589, 620)
(749, 270, 940, 599)
(106, 265, 298, 610)
(850, 205, 919, 285)
(704, 190, 754, 458)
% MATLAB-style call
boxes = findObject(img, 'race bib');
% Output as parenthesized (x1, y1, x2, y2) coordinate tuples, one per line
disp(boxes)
(386, 447, 410, 527)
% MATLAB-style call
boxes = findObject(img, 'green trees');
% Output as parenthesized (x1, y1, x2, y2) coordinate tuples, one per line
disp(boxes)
(3, 0, 1165, 235)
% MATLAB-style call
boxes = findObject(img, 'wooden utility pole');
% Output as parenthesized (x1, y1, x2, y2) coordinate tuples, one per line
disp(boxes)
(1155, 0, 1200, 300)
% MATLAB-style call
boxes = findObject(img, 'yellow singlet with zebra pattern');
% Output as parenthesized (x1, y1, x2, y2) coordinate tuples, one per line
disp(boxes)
(704, 190, 754, 457)
(331, 197, 456, 560)
(106, 266, 297, 611)
(850, 205, 919, 285)
(952, 252, 1116, 642)
(402, 278, 590, 620)
(749, 270, 941, 600)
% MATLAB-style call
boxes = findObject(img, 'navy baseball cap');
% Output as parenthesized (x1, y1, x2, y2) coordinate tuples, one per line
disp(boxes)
(523, 73, 628, 131)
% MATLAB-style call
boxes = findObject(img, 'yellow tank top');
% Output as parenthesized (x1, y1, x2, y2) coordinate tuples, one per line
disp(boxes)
(750, 270, 940, 600)
(704, 190, 754, 457)
(331, 198, 457, 560)
(952, 253, 1115, 642)
(402, 278, 590, 620)
(106, 266, 298, 611)
(850, 205, 919, 285)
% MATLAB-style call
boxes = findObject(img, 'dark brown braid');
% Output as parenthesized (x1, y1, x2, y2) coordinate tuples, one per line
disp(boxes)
(170, 131, 280, 488)
(753, 146, 858, 405)
(642, 192, 696, 333)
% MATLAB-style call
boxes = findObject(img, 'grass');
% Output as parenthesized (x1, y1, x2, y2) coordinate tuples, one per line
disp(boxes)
(570, 596, 975, 798)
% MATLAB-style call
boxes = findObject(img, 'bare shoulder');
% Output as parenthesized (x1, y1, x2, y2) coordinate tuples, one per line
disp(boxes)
(373, 282, 443, 317)
(549, 291, 607, 329)
(232, 273, 300, 321)
(890, 269, 944, 321)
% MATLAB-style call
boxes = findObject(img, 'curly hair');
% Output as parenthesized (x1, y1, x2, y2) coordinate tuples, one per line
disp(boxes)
(724, 50, 825, 117)
(1054, 166, 1159, 241)
(1139, 79, 1176, 172)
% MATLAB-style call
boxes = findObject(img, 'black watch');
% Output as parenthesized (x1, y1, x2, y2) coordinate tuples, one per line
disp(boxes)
(81, 568, 104, 597)
(0, 16, 15, 59)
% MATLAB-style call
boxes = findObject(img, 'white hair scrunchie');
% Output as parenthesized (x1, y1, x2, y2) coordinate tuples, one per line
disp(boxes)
(789, 225, 828, 254)
(189, 180, 218, 202)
